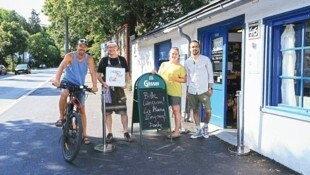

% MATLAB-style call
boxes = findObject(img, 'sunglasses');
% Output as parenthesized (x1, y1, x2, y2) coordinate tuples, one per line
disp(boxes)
(77, 39, 88, 46)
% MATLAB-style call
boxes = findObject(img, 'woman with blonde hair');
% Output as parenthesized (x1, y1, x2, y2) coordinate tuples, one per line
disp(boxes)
(156, 47, 186, 139)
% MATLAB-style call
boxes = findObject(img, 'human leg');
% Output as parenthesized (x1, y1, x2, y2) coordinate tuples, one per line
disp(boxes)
(187, 94, 200, 126)
(106, 113, 113, 142)
(79, 106, 90, 144)
(120, 113, 129, 133)
(79, 107, 87, 137)
(200, 92, 212, 138)
(120, 112, 132, 142)
(55, 90, 69, 127)
(76, 91, 90, 144)
(205, 109, 211, 124)
(188, 94, 203, 138)
(168, 96, 181, 137)
(190, 109, 203, 138)
(201, 109, 211, 138)
(171, 104, 181, 138)
(106, 113, 113, 133)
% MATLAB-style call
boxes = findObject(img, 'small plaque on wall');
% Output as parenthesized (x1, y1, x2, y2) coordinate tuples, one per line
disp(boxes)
(248, 20, 261, 40)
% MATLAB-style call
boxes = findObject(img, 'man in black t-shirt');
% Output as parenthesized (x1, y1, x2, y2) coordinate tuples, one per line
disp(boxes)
(97, 41, 132, 143)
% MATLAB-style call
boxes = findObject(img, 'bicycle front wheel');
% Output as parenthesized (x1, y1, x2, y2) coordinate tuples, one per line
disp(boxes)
(62, 112, 83, 162)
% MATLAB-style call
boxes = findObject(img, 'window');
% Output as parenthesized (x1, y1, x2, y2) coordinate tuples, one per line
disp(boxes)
(154, 40, 171, 70)
(264, 6, 310, 116)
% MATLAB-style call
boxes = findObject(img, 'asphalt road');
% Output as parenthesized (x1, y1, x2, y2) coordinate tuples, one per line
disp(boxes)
(0, 69, 300, 175)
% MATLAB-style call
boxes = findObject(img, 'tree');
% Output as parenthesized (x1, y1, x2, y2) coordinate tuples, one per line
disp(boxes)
(27, 9, 42, 35)
(113, 0, 206, 36)
(0, 8, 30, 65)
(43, 0, 206, 62)
(28, 31, 61, 67)
(0, 21, 29, 69)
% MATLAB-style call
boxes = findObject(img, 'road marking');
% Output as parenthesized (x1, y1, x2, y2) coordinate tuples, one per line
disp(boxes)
(0, 76, 55, 116)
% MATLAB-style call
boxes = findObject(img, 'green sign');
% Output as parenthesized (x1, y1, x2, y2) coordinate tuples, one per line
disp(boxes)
(131, 73, 171, 144)
(136, 73, 166, 89)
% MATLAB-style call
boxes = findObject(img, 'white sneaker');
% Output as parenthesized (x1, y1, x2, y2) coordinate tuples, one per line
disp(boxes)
(202, 125, 209, 138)
(190, 128, 203, 139)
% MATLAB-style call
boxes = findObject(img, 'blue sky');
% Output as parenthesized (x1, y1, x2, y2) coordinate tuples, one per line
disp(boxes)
(0, 0, 49, 25)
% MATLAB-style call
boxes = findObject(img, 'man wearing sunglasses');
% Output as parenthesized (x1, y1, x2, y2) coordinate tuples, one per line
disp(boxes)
(53, 39, 98, 145)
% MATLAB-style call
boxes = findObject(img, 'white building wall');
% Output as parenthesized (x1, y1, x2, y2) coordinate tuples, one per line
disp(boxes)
(131, 0, 310, 174)
(241, 1, 310, 174)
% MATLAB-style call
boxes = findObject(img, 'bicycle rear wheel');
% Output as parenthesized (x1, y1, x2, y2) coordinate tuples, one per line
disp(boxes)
(62, 112, 83, 162)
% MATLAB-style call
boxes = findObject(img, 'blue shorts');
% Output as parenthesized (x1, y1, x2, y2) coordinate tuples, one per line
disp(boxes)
(61, 80, 86, 106)
(168, 95, 181, 106)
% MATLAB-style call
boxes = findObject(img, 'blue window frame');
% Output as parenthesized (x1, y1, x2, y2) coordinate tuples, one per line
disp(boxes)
(264, 6, 310, 116)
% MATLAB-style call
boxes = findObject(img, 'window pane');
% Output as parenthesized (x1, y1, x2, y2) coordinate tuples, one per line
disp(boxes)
(281, 24, 298, 77)
(305, 49, 310, 77)
(280, 78, 297, 106)
(295, 50, 301, 76)
(304, 80, 310, 109)
(304, 20, 310, 47)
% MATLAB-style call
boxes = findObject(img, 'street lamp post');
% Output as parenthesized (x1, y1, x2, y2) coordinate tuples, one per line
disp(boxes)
(65, 17, 69, 54)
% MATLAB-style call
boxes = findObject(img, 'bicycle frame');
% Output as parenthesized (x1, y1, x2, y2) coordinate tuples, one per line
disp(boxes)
(68, 93, 82, 113)
(55, 82, 93, 162)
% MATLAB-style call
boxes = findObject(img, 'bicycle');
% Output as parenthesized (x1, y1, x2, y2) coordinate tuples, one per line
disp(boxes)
(53, 82, 94, 162)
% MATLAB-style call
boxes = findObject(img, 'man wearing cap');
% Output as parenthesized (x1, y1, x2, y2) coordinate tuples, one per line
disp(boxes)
(97, 41, 132, 143)
(53, 39, 98, 145)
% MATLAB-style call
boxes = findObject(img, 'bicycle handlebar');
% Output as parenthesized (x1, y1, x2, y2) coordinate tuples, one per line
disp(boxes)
(52, 82, 95, 94)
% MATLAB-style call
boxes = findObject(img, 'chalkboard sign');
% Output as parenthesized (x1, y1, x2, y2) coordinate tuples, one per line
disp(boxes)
(139, 90, 169, 130)
(131, 73, 171, 144)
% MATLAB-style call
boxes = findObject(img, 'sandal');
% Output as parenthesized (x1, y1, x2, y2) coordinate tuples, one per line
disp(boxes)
(106, 133, 113, 143)
(167, 133, 181, 139)
(124, 132, 133, 142)
(55, 119, 64, 127)
(83, 137, 91, 145)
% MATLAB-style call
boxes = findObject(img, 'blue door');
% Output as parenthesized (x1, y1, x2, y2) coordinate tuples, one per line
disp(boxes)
(199, 29, 228, 128)
(198, 16, 244, 128)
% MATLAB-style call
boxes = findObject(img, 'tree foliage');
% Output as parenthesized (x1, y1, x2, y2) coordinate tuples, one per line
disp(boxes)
(43, 0, 206, 61)
(0, 8, 61, 68)
(0, 21, 29, 68)
(28, 31, 60, 67)
(0, 9, 29, 65)
(27, 9, 42, 35)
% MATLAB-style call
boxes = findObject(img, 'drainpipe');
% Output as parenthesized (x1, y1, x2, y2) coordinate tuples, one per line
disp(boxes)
(178, 27, 192, 124)
(178, 27, 191, 58)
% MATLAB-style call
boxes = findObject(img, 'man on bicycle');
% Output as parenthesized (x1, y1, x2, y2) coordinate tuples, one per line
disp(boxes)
(53, 39, 98, 145)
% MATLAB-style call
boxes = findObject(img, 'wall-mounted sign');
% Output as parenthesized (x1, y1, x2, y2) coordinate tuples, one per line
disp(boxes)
(248, 20, 261, 39)
(212, 37, 223, 52)
(212, 37, 223, 61)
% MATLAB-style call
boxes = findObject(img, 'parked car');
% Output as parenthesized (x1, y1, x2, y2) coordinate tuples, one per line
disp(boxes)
(14, 64, 31, 75)
(39, 64, 46, 68)
(0, 65, 7, 75)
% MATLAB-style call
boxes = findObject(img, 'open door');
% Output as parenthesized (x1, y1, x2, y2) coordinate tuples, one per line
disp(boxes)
(204, 29, 228, 128)
(199, 16, 244, 128)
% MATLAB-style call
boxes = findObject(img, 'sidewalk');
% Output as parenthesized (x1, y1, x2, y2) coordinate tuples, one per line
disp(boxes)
(81, 74, 299, 175)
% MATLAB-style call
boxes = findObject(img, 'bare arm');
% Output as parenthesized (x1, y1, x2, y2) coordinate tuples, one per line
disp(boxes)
(53, 53, 72, 87)
(123, 72, 129, 89)
(87, 55, 98, 92)
(97, 72, 108, 88)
